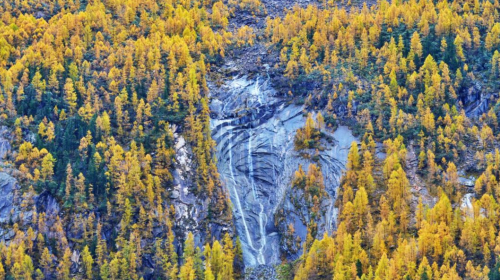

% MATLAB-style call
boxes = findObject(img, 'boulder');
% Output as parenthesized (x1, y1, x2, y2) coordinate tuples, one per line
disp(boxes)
(459, 176, 476, 188)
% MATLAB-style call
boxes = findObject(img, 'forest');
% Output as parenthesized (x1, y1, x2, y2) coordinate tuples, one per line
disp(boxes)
(0, 0, 499, 279)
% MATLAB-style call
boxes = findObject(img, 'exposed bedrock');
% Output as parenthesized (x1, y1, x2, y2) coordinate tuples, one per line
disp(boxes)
(210, 73, 356, 267)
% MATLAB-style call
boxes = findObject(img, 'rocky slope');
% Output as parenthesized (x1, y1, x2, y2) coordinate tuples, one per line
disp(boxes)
(0, 128, 59, 244)
(209, 63, 357, 268)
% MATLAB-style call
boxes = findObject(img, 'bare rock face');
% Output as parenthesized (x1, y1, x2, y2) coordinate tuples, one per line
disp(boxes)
(463, 82, 490, 117)
(0, 126, 12, 164)
(211, 74, 301, 266)
(171, 130, 200, 234)
(0, 172, 28, 240)
(36, 191, 60, 214)
(170, 126, 232, 249)
(0, 173, 20, 224)
(0, 172, 46, 241)
(210, 71, 357, 267)
(0, 127, 32, 240)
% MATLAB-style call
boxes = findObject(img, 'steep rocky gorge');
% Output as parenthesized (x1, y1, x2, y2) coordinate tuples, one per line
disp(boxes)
(209, 67, 357, 267)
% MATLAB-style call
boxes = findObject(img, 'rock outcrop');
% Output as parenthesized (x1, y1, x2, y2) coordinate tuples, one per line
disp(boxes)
(0, 172, 35, 240)
(170, 126, 233, 248)
(210, 71, 357, 267)
(0, 126, 12, 167)
(0, 173, 20, 224)
(462, 82, 490, 117)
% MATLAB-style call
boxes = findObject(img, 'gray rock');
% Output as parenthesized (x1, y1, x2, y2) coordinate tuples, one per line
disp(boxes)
(463, 82, 489, 117)
(36, 191, 61, 216)
(210, 74, 356, 267)
(245, 265, 278, 280)
(170, 190, 180, 199)
(0, 172, 36, 241)
(459, 176, 476, 187)
(465, 82, 482, 104)
(0, 172, 20, 224)
(460, 193, 475, 218)
(70, 250, 81, 274)
(0, 126, 12, 163)
(170, 131, 209, 244)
